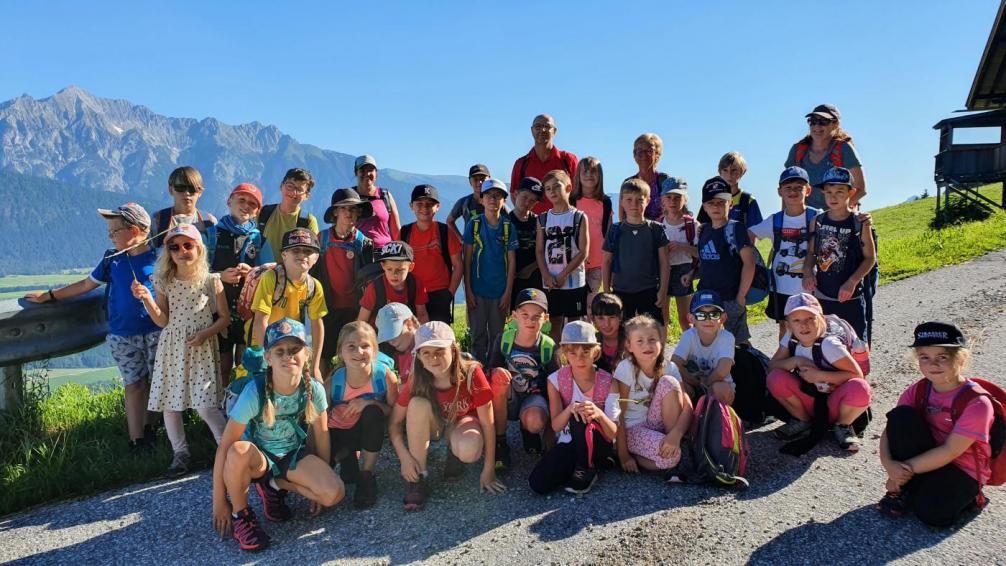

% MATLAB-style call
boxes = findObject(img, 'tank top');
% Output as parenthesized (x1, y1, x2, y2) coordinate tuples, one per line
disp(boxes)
(356, 187, 392, 246)
(541, 208, 586, 289)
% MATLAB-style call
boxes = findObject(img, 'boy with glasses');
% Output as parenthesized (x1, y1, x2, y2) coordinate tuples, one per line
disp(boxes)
(259, 168, 320, 260)
(670, 291, 736, 406)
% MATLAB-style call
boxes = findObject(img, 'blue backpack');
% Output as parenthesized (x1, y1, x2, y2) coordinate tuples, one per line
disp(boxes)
(330, 360, 391, 406)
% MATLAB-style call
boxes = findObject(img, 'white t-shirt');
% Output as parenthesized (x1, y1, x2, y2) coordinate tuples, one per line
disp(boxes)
(662, 219, 697, 266)
(546, 370, 619, 444)
(672, 328, 735, 385)
(779, 331, 849, 367)
(542, 208, 586, 289)
(749, 211, 815, 296)
(613, 358, 682, 428)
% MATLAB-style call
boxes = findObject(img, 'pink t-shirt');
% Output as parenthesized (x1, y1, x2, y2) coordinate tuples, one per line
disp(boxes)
(897, 380, 994, 484)
(577, 197, 605, 270)
(328, 379, 375, 430)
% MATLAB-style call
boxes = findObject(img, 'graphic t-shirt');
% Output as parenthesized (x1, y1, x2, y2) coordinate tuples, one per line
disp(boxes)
(813, 213, 864, 300)
(404, 222, 462, 292)
(696, 221, 750, 299)
(541, 208, 586, 289)
(230, 378, 328, 458)
(487, 333, 559, 396)
(90, 248, 161, 336)
(672, 328, 735, 385)
(251, 270, 328, 323)
(749, 211, 817, 296)
(509, 210, 539, 275)
(396, 366, 492, 421)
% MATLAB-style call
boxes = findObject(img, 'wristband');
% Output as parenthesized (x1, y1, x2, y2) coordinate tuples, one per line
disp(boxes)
(48, 289, 58, 303)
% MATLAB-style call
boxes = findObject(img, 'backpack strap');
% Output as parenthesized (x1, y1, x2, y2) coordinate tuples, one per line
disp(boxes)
(609, 223, 623, 273)
(438, 221, 453, 274)
(557, 365, 574, 408)
(472, 216, 483, 279)
(811, 338, 828, 370)
(540, 335, 555, 365)
(787, 335, 799, 359)
(271, 265, 288, 306)
(152, 208, 174, 248)
(379, 188, 393, 215)
(593, 368, 613, 406)
(258, 204, 277, 232)
(795, 141, 810, 164)
(374, 278, 387, 311)
(683, 215, 697, 245)
(502, 216, 512, 272)
(500, 325, 516, 357)
(400, 223, 413, 244)
(407, 274, 417, 309)
(831, 139, 846, 168)
(330, 367, 348, 404)
(738, 193, 751, 227)
(601, 195, 613, 235)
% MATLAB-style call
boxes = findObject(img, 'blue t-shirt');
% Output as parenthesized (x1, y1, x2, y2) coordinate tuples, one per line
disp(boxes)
(90, 249, 161, 337)
(230, 377, 328, 458)
(696, 221, 751, 299)
(813, 213, 865, 300)
(463, 214, 518, 299)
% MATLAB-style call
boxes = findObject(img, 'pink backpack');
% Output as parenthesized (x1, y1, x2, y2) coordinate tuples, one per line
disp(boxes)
(556, 365, 613, 408)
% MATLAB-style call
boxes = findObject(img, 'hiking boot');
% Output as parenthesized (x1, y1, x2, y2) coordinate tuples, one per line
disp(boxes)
(494, 439, 511, 471)
(164, 450, 190, 478)
(231, 507, 271, 551)
(876, 491, 907, 518)
(834, 424, 861, 452)
(564, 467, 598, 494)
(521, 429, 542, 455)
(340, 454, 360, 485)
(255, 480, 292, 522)
(774, 419, 812, 441)
(403, 476, 431, 512)
(354, 470, 378, 510)
(444, 451, 465, 482)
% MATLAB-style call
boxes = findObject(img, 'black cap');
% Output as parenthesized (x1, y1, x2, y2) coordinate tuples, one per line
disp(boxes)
(909, 321, 967, 348)
(701, 176, 732, 203)
(376, 240, 414, 262)
(469, 164, 490, 178)
(805, 103, 841, 121)
(324, 188, 374, 224)
(411, 184, 440, 204)
(281, 228, 321, 252)
(516, 176, 543, 199)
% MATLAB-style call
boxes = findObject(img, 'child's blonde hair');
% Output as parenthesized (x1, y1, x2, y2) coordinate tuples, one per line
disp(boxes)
(168, 166, 204, 192)
(335, 321, 378, 370)
(718, 151, 748, 174)
(261, 352, 319, 427)
(152, 233, 210, 292)
(572, 156, 604, 201)
(623, 315, 666, 405)
(559, 343, 602, 366)
(412, 343, 480, 426)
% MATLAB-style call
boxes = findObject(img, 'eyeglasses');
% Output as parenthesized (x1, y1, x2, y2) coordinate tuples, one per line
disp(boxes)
(107, 227, 129, 238)
(693, 311, 722, 321)
(168, 242, 196, 253)
(172, 185, 200, 195)
(807, 117, 835, 126)
(634, 148, 656, 156)
(271, 345, 304, 359)
(282, 182, 310, 195)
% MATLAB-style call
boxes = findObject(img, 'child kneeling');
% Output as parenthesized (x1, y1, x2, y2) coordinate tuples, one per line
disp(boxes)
(212, 318, 343, 552)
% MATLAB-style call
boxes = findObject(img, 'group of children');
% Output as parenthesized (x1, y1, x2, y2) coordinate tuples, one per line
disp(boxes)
(28, 154, 1002, 551)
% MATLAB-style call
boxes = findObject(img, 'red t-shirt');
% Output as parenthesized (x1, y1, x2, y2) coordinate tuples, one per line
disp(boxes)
(322, 228, 361, 310)
(405, 222, 462, 292)
(360, 276, 429, 317)
(510, 145, 579, 214)
(396, 366, 492, 421)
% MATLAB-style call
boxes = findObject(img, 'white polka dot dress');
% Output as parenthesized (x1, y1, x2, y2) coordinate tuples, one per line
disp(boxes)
(148, 274, 222, 411)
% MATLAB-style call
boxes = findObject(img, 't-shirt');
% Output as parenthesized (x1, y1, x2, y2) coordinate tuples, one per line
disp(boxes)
(813, 213, 865, 300)
(750, 211, 816, 296)
(509, 211, 539, 275)
(450, 194, 486, 232)
(463, 214, 518, 299)
(672, 328, 735, 385)
(510, 146, 579, 214)
(90, 249, 161, 337)
(780, 331, 848, 380)
(261, 206, 320, 261)
(360, 276, 429, 315)
(319, 228, 368, 310)
(785, 140, 863, 210)
(487, 333, 559, 396)
(696, 221, 750, 299)
(541, 208, 586, 290)
(396, 366, 493, 421)
(662, 218, 698, 267)
(251, 269, 328, 324)
(230, 377, 328, 458)
(545, 369, 619, 444)
(614, 359, 682, 429)
(328, 363, 392, 430)
(897, 381, 994, 484)
(356, 187, 394, 247)
(603, 220, 668, 293)
(404, 222, 462, 292)
(598, 340, 622, 374)
(576, 197, 606, 270)
(393, 350, 415, 386)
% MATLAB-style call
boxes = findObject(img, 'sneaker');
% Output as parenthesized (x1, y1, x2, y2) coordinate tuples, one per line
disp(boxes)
(494, 439, 511, 471)
(443, 451, 465, 482)
(254, 480, 292, 522)
(521, 429, 542, 455)
(231, 507, 271, 551)
(340, 454, 360, 485)
(876, 491, 907, 518)
(164, 450, 190, 478)
(774, 419, 812, 441)
(403, 476, 431, 512)
(834, 424, 861, 452)
(354, 470, 378, 510)
(564, 467, 598, 494)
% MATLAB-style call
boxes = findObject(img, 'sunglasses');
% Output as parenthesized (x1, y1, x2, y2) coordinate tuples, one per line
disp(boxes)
(168, 242, 196, 253)
(172, 185, 200, 195)
(807, 117, 835, 126)
(693, 311, 722, 321)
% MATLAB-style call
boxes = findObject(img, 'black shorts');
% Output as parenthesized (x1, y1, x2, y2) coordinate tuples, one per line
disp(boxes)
(426, 288, 454, 324)
(546, 286, 588, 318)
(321, 307, 360, 363)
(615, 288, 664, 325)
(218, 317, 247, 354)
(258, 444, 309, 482)
(765, 291, 792, 322)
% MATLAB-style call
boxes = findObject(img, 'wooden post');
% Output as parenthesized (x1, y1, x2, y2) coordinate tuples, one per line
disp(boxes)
(0, 364, 23, 411)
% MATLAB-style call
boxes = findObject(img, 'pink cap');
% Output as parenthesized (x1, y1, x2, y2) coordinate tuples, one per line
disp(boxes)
(163, 223, 202, 245)
(784, 293, 823, 316)
(229, 182, 263, 208)
(413, 321, 455, 352)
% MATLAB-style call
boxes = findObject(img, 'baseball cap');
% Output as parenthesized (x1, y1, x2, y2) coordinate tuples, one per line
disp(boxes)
(560, 320, 600, 345)
(690, 290, 725, 313)
(414, 321, 455, 352)
(805, 104, 841, 121)
(229, 183, 263, 208)
(97, 202, 151, 230)
(515, 176, 543, 200)
(354, 154, 378, 172)
(514, 288, 548, 311)
(783, 293, 823, 317)
(816, 166, 853, 189)
(376, 240, 414, 262)
(660, 176, 688, 197)
(909, 321, 967, 348)
(163, 223, 201, 245)
(410, 184, 440, 204)
(481, 178, 508, 197)
(376, 302, 416, 343)
(264, 318, 308, 350)
(469, 164, 490, 178)
(281, 227, 321, 252)
(779, 167, 810, 186)
(324, 188, 374, 224)
(701, 177, 732, 203)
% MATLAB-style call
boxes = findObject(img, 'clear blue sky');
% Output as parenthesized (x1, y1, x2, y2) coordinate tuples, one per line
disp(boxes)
(1, 1, 999, 209)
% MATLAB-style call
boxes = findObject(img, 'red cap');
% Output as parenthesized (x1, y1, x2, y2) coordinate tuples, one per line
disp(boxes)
(229, 182, 263, 208)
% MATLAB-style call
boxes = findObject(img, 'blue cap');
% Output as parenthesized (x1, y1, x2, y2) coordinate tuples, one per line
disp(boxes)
(376, 302, 415, 343)
(779, 166, 810, 186)
(816, 166, 852, 189)
(690, 290, 724, 313)
(264, 318, 308, 350)
(660, 176, 688, 196)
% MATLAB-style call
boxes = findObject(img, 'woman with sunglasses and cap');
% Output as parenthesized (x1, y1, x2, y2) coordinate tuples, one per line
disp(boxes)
(785, 104, 867, 210)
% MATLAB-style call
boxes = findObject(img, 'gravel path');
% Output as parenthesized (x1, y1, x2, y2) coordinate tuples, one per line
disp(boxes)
(2, 251, 1005, 565)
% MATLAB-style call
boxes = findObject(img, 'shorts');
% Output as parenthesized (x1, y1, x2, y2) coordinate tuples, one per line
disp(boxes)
(321, 307, 360, 363)
(722, 299, 750, 343)
(426, 288, 454, 324)
(546, 286, 588, 318)
(615, 288, 664, 325)
(765, 291, 792, 322)
(217, 317, 247, 354)
(668, 263, 695, 297)
(108, 331, 161, 386)
(507, 392, 548, 422)
(259, 444, 309, 482)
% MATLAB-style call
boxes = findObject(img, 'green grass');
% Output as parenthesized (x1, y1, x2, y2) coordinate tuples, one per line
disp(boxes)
(47, 367, 121, 390)
(0, 271, 89, 288)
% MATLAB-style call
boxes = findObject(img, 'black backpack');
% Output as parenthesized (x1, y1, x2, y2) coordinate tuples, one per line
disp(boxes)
(258, 204, 311, 232)
(400, 221, 453, 275)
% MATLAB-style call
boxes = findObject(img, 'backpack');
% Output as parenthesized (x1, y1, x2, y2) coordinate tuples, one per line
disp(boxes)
(687, 394, 749, 489)
(570, 194, 613, 236)
(730, 344, 786, 426)
(236, 263, 318, 322)
(329, 362, 389, 406)
(723, 221, 770, 304)
(766, 208, 819, 317)
(371, 274, 418, 314)
(537, 210, 586, 263)
(471, 215, 514, 278)
(401, 221, 454, 275)
(607, 219, 664, 274)
(556, 365, 613, 409)
(500, 325, 555, 366)
(152, 208, 218, 264)
(258, 204, 311, 232)
(787, 314, 870, 377)
(912, 378, 1006, 488)
(794, 139, 847, 168)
